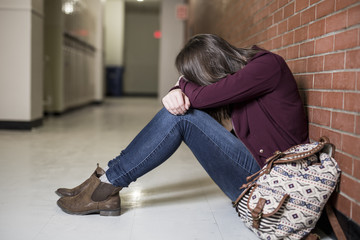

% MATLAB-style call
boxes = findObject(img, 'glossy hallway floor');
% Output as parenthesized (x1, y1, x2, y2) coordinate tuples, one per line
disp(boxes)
(0, 98, 333, 240)
(0, 98, 260, 240)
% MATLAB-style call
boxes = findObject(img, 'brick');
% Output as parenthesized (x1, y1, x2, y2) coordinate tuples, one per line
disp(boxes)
(339, 174, 360, 201)
(326, 11, 347, 33)
(306, 106, 313, 121)
(301, 6, 316, 25)
(312, 108, 331, 126)
(296, 0, 309, 12)
(352, 202, 360, 225)
(307, 56, 324, 72)
(356, 116, 360, 135)
(336, 0, 358, 11)
(288, 13, 301, 30)
(279, 0, 289, 8)
(299, 90, 308, 107)
(292, 58, 307, 73)
(332, 193, 351, 217)
(322, 91, 343, 109)
(324, 52, 345, 71)
(258, 31, 267, 42)
(277, 48, 287, 59)
(267, 25, 277, 39)
(315, 35, 334, 54)
(274, 8, 284, 23)
(346, 49, 360, 69)
(316, 0, 335, 19)
(249, 26, 259, 38)
(265, 16, 274, 30)
(332, 111, 355, 133)
(335, 29, 358, 50)
(306, 90, 322, 106)
(314, 73, 332, 89)
(282, 31, 294, 46)
(260, 40, 272, 51)
(257, 0, 267, 10)
(321, 128, 342, 150)
(300, 40, 314, 57)
(284, 2, 295, 18)
(344, 92, 360, 112)
(265, 17, 274, 31)
(348, 4, 360, 27)
(295, 74, 313, 89)
(334, 151, 353, 175)
(309, 19, 325, 38)
(287, 60, 295, 72)
(254, 8, 267, 23)
(308, 123, 321, 140)
(333, 72, 356, 90)
(342, 134, 360, 158)
(278, 20, 288, 34)
(269, 0, 278, 13)
(272, 35, 282, 49)
(354, 158, 360, 178)
(295, 26, 308, 43)
(287, 44, 300, 59)
(310, 0, 321, 5)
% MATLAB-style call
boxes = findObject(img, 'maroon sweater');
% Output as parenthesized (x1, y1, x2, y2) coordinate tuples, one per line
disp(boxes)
(178, 48, 309, 167)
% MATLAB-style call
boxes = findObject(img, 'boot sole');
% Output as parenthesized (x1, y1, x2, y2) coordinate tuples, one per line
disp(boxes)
(57, 201, 121, 216)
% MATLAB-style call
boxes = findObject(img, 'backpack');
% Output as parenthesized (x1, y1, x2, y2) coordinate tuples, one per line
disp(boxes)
(234, 137, 341, 239)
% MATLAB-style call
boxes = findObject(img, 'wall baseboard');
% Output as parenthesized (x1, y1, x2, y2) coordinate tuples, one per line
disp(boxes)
(0, 118, 43, 130)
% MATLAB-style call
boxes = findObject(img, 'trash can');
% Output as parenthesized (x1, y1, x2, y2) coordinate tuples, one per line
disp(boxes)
(106, 66, 124, 96)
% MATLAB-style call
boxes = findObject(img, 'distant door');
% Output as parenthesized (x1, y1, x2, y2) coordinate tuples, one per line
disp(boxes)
(123, 2, 160, 96)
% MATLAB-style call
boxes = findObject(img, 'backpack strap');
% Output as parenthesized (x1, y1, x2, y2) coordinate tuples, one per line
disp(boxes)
(271, 136, 329, 164)
(325, 204, 347, 240)
(304, 204, 347, 240)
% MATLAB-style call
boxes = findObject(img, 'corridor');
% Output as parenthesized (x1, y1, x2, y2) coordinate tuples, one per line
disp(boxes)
(0, 98, 260, 240)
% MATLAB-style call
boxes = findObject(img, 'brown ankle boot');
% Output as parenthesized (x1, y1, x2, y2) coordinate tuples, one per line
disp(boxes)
(55, 164, 105, 197)
(57, 173, 122, 216)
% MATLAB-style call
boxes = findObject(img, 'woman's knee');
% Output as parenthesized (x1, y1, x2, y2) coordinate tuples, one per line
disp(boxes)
(156, 107, 177, 120)
(156, 108, 213, 127)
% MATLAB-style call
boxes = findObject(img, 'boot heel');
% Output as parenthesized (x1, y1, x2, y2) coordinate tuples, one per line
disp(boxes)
(100, 209, 121, 216)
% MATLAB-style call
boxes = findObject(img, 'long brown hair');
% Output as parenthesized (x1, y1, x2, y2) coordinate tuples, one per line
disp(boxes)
(175, 34, 260, 123)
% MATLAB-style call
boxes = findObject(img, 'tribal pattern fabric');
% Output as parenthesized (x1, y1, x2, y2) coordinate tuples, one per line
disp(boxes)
(235, 139, 341, 240)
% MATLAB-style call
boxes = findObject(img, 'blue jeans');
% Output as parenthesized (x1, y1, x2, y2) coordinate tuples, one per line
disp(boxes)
(106, 108, 260, 202)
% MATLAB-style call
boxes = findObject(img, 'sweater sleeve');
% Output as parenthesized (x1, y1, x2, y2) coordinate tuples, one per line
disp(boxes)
(179, 52, 283, 109)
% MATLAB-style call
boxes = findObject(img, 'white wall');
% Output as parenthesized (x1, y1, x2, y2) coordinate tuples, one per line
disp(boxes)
(158, 0, 185, 98)
(105, 0, 125, 66)
(0, 0, 43, 122)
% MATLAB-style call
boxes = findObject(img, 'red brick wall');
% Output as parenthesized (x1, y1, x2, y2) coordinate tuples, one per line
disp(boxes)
(187, 0, 360, 225)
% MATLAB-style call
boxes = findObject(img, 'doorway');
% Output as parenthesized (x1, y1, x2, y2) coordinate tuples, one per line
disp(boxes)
(123, 1, 160, 96)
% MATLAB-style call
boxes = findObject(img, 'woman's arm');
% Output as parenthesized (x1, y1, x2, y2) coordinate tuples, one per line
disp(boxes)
(179, 53, 283, 109)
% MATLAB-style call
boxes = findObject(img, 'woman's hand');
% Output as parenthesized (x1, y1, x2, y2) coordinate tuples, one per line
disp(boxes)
(162, 89, 190, 115)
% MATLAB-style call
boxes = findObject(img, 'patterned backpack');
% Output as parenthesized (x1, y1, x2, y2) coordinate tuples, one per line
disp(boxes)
(234, 137, 341, 239)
